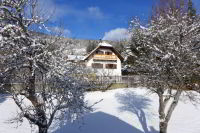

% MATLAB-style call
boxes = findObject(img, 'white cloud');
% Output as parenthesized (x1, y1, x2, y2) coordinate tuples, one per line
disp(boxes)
(58, 6, 105, 20)
(24, 0, 107, 23)
(37, 1, 105, 21)
(103, 28, 131, 41)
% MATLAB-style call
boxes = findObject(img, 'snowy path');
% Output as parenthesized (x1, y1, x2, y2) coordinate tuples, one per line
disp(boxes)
(1, 88, 200, 133)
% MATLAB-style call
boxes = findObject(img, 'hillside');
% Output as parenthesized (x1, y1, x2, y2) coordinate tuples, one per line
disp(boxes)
(31, 31, 128, 56)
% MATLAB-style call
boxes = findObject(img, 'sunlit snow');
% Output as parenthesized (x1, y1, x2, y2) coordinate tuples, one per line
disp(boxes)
(1, 88, 200, 133)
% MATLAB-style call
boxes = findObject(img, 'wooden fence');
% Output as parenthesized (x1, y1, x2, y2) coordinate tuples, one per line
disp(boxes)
(94, 75, 144, 87)
(1, 75, 145, 93)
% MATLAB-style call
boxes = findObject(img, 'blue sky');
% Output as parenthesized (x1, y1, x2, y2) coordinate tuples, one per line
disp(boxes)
(41, 0, 200, 40)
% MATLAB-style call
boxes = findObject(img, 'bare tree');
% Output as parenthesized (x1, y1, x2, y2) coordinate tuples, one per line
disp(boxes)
(0, 1, 91, 133)
(152, 0, 187, 16)
(152, 0, 196, 23)
(129, 1, 200, 133)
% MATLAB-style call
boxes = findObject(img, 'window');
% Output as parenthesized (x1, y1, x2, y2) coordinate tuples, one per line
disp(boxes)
(105, 51, 112, 55)
(105, 64, 117, 69)
(96, 50, 104, 54)
(92, 63, 103, 69)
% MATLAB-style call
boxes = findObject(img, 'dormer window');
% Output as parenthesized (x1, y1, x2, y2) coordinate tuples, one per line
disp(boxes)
(105, 51, 112, 55)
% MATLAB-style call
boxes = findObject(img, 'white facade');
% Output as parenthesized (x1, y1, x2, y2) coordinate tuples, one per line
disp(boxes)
(84, 43, 123, 76)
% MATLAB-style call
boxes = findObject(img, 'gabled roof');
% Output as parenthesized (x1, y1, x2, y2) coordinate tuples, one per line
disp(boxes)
(84, 42, 124, 61)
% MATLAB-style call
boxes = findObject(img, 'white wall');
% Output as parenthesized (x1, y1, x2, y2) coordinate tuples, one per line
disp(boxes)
(85, 48, 122, 76)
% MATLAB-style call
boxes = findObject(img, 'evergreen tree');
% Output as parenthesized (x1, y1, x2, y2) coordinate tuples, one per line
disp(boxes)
(86, 40, 98, 53)
(188, 0, 196, 18)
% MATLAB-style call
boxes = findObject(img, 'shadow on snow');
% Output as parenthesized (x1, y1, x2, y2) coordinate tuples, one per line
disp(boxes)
(115, 90, 158, 133)
(0, 94, 9, 104)
(52, 111, 144, 133)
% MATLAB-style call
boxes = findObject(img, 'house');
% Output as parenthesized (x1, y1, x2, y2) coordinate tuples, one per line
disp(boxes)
(67, 42, 124, 76)
(83, 42, 124, 76)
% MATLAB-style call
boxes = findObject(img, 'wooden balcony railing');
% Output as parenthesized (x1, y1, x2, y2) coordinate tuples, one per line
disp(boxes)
(93, 54, 117, 60)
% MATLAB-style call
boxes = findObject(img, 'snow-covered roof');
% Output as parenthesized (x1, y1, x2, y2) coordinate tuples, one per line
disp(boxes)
(83, 41, 124, 61)
(67, 55, 85, 61)
(98, 42, 113, 47)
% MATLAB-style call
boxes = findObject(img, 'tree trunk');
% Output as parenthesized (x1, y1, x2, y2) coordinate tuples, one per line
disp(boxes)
(158, 89, 168, 133)
(158, 90, 182, 133)
(160, 121, 168, 133)
(38, 126, 48, 133)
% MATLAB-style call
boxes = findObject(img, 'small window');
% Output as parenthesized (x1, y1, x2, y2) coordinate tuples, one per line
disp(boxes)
(92, 63, 103, 69)
(105, 51, 112, 55)
(96, 50, 104, 54)
(105, 64, 117, 69)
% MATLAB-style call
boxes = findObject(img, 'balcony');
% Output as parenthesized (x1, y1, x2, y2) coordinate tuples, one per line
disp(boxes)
(93, 54, 117, 60)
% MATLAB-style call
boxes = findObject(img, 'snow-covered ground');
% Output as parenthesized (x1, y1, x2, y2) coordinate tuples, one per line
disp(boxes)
(1, 88, 200, 133)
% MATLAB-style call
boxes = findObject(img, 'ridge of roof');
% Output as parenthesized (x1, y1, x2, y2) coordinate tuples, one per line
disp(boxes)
(98, 42, 113, 47)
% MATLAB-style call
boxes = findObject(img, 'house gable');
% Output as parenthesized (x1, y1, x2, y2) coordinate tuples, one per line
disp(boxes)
(84, 42, 124, 62)
(84, 42, 123, 76)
